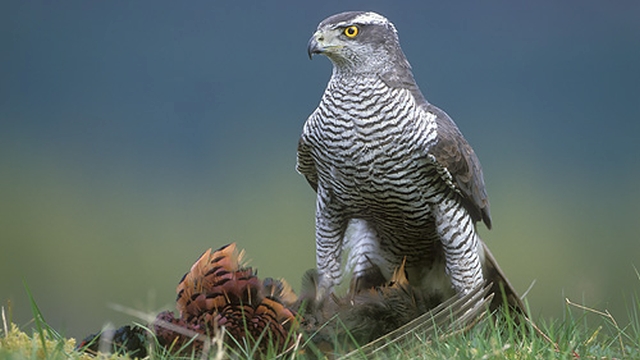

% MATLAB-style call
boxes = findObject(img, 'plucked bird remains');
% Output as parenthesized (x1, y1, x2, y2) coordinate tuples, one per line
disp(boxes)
(296, 262, 494, 355)
(79, 243, 495, 357)
(297, 11, 522, 310)
(154, 243, 300, 355)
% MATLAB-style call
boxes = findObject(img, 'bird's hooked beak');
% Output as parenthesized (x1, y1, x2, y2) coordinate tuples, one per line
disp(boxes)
(307, 31, 324, 59)
(307, 29, 344, 59)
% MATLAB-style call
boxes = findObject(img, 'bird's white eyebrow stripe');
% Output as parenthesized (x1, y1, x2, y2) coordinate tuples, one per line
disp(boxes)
(331, 12, 397, 34)
(349, 12, 388, 25)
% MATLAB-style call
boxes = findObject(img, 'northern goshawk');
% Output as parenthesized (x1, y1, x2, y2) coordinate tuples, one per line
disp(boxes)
(297, 11, 520, 307)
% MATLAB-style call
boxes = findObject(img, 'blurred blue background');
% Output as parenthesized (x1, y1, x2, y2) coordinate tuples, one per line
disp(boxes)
(1, 1, 639, 339)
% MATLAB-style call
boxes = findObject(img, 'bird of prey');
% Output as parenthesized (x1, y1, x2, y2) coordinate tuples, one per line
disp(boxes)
(297, 11, 521, 309)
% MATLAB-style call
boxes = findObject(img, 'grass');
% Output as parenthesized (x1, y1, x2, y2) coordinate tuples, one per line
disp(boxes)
(2, 291, 640, 360)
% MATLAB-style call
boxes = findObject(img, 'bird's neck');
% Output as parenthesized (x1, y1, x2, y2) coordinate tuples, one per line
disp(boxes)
(330, 66, 378, 82)
(330, 64, 427, 106)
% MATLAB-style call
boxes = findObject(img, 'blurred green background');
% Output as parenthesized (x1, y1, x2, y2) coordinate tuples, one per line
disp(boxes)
(1, 1, 639, 339)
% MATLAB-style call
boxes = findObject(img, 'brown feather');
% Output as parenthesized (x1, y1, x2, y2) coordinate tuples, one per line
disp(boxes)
(155, 243, 299, 355)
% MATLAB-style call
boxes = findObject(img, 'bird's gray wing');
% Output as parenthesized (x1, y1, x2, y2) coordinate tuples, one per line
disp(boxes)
(424, 104, 492, 229)
(422, 105, 526, 313)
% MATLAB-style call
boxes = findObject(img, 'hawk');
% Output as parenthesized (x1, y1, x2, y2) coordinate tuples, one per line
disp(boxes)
(297, 11, 520, 308)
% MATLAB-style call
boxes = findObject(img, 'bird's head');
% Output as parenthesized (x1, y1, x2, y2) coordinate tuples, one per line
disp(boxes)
(307, 11, 412, 76)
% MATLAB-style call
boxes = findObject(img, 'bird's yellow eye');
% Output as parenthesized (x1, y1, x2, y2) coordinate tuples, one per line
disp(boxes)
(344, 25, 359, 38)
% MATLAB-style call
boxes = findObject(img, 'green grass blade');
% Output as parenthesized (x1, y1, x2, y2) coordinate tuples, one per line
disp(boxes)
(23, 280, 49, 357)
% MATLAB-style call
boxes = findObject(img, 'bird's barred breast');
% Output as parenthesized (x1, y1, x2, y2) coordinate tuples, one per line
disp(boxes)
(304, 76, 455, 262)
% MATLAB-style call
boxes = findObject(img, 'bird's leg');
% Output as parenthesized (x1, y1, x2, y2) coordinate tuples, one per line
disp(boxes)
(314, 187, 347, 299)
(434, 197, 484, 295)
(344, 218, 390, 292)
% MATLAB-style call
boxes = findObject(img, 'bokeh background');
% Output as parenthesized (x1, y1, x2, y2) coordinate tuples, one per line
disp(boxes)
(1, 1, 639, 340)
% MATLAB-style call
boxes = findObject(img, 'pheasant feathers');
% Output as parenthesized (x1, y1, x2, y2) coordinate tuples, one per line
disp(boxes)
(154, 243, 299, 354)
